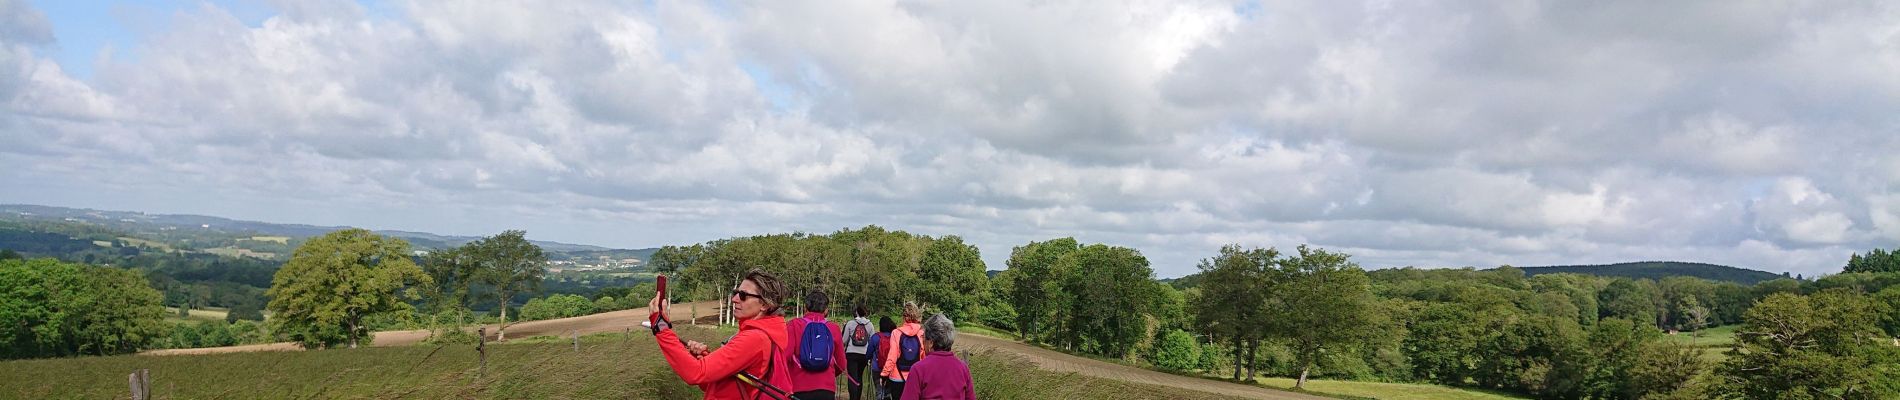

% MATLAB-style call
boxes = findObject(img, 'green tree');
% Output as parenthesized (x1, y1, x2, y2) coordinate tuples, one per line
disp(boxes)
(1405, 302, 1486, 385)
(1877, 286, 1900, 339)
(1845, 248, 1900, 273)
(1582, 317, 1659, 399)
(520, 294, 593, 320)
(1049, 244, 1161, 359)
(421, 246, 479, 326)
(1718, 290, 1900, 399)
(265, 229, 430, 349)
(1191, 245, 1276, 381)
(1627, 338, 1707, 399)
(0, 258, 166, 358)
(467, 230, 547, 340)
(1006, 238, 1079, 343)
(1472, 313, 1590, 398)
(916, 235, 988, 321)
(1265, 245, 1389, 389)
(225, 302, 263, 323)
(1598, 278, 1663, 327)
(1148, 329, 1201, 371)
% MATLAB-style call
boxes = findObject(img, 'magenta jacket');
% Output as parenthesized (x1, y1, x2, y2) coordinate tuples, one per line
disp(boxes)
(900, 351, 975, 400)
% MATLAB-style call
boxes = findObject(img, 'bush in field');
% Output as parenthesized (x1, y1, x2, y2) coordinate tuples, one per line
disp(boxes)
(592, 295, 615, 314)
(1199, 340, 1232, 374)
(521, 294, 593, 321)
(1148, 329, 1200, 371)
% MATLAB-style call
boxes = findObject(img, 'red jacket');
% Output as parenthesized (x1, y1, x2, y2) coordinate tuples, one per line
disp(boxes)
(656, 313, 792, 400)
(783, 312, 847, 393)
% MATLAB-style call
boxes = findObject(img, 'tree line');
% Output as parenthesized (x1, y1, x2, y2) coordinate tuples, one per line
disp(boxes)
(1172, 248, 1900, 399)
(4, 226, 1898, 400)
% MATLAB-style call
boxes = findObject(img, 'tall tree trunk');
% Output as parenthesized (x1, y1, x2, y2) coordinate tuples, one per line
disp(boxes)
(1232, 337, 1244, 381)
(349, 319, 359, 349)
(1297, 361, 1310, 389)
(1245, 340, 1257, 382)
(1296, 342, 1315, 389)
(498, 291, 510, 341)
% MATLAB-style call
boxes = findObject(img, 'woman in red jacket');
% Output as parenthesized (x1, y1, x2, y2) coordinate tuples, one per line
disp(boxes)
(649, 269, 793, 400)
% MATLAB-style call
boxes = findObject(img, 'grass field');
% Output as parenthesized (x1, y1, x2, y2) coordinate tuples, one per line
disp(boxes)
(117, 237, 175, 252)
(162, 307, 230, 323)
(202, 246, 277, 259)
(1664, 324, 1738, 363)
(242, 236, 291, 244)
(1241, 376, 1527, 400)
(0, 326, 1258, 400)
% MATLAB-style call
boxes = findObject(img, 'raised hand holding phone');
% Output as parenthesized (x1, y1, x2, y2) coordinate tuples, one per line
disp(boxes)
(645, 274, 669, 329)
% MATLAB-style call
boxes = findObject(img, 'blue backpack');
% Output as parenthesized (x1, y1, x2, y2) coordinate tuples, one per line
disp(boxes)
(796, 317, 835, 372)
(895, 332, 922, 372)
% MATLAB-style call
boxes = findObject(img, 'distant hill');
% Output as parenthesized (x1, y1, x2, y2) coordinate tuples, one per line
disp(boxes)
(1521, 261, 1784, 285)
(0, 204, 649, 258)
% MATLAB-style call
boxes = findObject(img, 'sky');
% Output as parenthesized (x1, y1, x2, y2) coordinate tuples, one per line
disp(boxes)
(1, 0, 1896, 278)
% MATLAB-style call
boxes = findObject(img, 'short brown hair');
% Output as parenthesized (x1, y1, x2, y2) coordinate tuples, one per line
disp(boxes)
(743, 269, 787, 316)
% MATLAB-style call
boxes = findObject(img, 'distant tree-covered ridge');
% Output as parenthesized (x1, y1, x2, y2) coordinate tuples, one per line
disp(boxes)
(1521, 261, 1783, 285)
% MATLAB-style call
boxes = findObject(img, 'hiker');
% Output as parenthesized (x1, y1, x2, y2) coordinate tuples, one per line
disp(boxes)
(785, 290, 847, 400)
(898, 314, 974, 400)
(842, 305, 874, 400)
(865, 316, 896, 400)
(648, 269, 793, 400)
(880, 302, 925, 398)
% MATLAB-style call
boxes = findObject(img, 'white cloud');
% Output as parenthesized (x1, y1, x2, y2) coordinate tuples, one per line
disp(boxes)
(2, 0, 1897, 277)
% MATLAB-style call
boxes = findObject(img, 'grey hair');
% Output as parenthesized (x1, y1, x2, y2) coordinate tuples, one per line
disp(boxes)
(922, 313, 955, 351)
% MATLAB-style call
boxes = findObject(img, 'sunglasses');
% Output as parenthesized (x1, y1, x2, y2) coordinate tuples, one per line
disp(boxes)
(731, 289, 764, 302)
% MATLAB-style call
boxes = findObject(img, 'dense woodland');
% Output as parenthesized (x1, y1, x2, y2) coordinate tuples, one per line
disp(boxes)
(3, 222, 1898, 398)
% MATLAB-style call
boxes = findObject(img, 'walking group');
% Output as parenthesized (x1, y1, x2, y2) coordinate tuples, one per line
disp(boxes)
(645, 269, 978, 400)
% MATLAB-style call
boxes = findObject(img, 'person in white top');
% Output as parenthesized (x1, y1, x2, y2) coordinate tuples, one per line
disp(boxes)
(841, 304, 874, 400)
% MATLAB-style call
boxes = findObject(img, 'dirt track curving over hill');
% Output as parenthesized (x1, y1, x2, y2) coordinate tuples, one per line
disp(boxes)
(954, 333, 1328, 400)
(142, 301, 1321, 399)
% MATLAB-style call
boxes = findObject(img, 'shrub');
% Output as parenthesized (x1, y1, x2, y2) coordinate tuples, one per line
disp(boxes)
(1148, 329, 1200, 371)
(521, 294, 594, 321)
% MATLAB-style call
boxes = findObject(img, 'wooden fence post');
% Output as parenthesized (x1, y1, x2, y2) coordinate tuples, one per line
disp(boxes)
(127, 369, 149, 400)
(477, 327, 487, 378)
(572, 329, 579, 352)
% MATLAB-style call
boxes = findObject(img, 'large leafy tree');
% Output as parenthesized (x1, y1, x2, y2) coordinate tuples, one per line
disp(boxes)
(1405, 302, 1488, 385)
(1191, 244, 1276, 380)
(1048, 244, 1162, 358)
(266, 229, 430, 349)
(0, 258, 165, 359)
(1581, 317, 1661, 399)
(1718, 290, 1900, 399)
(1265, 245, 1389, 389)
(421, 246, 479, 325)
(467, 230, 547, 340)
(1597, 278, 1664, 327)
(915, 235, 988, 321)
(1006, 238, 1079, 343)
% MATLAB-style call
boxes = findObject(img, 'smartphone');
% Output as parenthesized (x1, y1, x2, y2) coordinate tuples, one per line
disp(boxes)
(656, 274, 668, 303)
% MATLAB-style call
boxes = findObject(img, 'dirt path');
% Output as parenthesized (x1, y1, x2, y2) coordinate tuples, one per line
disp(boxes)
(955, 333, 1328, 400)
(142, 300, 724, 356)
